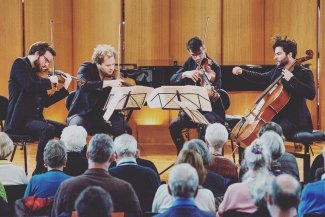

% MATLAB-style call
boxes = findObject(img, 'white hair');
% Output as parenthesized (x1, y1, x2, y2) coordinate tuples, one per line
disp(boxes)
(260, 131, 285, 160)
(61, 125, 87, 152)
(205, 123, 228, 151)
(169, 163, 199, 198)
(0, 132, 14, 159)
(113, 134, 137, 158)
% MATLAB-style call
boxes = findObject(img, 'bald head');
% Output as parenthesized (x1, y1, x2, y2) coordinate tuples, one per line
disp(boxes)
(269, 174, 301, 210)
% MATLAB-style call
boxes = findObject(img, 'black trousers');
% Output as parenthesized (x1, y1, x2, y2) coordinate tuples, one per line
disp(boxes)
(24, 119, 67, 166)
(68, 111, 132, 138)
(169, 111, 225, 153)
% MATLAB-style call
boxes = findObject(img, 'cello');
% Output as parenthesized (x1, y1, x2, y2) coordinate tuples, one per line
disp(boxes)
(230, 49, 313, 147)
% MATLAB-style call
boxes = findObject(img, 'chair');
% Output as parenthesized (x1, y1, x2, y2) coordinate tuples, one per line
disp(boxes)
(0, 95, 37, 175)
(4, 184, 27, 217)
(290, 130, 325, 183)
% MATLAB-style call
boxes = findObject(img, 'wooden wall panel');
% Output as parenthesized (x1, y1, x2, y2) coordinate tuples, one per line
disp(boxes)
(0, 0, 22, 97)
(320, 1, 325, 130)
(222, 0, 265, 65)
(170, 0, 222, 66)
(124, 0, 170, 66)
(25, 0, 72, 123)
(265, 0, 318, 129)
(72, 0, 121, 73)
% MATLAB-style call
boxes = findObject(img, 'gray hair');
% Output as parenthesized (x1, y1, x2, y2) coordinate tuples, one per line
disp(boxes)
(258, 121, 285, 141)
(205, 123, 228, 151)
(88, 134, 113, 163)
(183, 139, 211, 166)
(113, 134, 137, 158)
(61, 125, 87, 152)
(169, 163, 199, 198)
(75, 186, 113, 217)
(268, 174, 301, 210)
(260, 131, 285, 160)
(250, 173, 274, 208)
(0, 132, 14, 159)
(44, 140, 67, 168)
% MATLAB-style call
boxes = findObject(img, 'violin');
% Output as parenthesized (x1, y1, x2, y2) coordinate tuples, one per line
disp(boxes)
(37, 68, 85, 87)
(101, 69, 136, 86)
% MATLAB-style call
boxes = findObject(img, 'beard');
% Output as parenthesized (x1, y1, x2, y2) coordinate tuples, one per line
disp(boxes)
(34, 58, 44, 72)
(278, 56, 289, 68)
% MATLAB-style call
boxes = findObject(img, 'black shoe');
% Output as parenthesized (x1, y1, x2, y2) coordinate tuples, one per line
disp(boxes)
(32, 165, 46, 176)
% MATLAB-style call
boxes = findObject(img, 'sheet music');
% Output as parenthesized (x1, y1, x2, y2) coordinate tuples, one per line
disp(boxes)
(103, 88, 123, 121)
(146, 85, 212, 111)
(174, 100, 210, 125)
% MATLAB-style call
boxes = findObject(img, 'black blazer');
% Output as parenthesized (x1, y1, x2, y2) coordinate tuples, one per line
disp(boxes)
(5, 57, 68, 133)
(67, 62, 109, 122)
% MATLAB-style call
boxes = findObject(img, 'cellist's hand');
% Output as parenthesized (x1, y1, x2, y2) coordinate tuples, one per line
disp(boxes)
(182, 70, 201, 82)
(282, 69, 294, 81)
(232, 66, 243, 75)
(103, 79, 123, 88)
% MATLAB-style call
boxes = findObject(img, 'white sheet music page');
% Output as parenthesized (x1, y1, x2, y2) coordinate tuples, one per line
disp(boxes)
(103, 88, 124, 121)
(174, 100, 210, 125)
(146, 85, 212, 111)
(114, 86, 154, 109)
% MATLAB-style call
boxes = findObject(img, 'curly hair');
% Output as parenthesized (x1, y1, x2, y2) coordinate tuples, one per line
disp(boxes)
(28, 41, 56, 56)
(272, 35, 297, 58)
(91, 44, 116, 64)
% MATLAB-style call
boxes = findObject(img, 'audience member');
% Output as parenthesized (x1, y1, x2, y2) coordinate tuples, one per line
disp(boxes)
(155, 163, 215, 217)
(152, 149, 215, 214)
(183, 139, 226, 197)
(205, 123, 238, 181)
(75, 186, 113, 217)
(60, 125, 88, 176)
(217, 138, 273, 217)
(313, 147, 325, 181)
(267, 174, 300, 217)
(24, 140, 71, 198)
(109, 134, 160, 212)
(0, 132, 28, 185)
(51, 134, 141, 217)
(298, 168, 325, 216)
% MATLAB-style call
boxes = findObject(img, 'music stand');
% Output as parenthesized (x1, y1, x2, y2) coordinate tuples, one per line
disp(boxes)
(103, 86, 154, 131)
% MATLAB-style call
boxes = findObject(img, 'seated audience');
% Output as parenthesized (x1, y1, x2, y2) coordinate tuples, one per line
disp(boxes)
(60, 125, 88, 176)
(110, 148, 159, 174)
(313, 147, 325, 181)
(109, 134, 160, 212)
(217, 139, 273, 217)
(152, 149, 215, 214)
(183, 139, 226, 197)
(75, 186, 113, 217)
(205, 123, 238, 181)
(0, 132, 28, 185)
(298, 169, 325, 216)
(24, 140, 71, 198)
(155, 163, 215, 217)
(51, 134, 141, 217)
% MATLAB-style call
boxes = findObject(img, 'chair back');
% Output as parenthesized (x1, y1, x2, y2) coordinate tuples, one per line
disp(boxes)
(4, 184, 27, 216)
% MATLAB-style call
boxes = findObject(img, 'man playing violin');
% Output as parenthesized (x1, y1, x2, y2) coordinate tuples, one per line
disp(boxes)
(169, 36, 226, 153)
(67, 44, 131, 137)
(5, 41, 72, 175)
(232, 35, 315, 140)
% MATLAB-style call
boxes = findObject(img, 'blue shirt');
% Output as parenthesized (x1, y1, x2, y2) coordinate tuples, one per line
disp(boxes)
(24, 170, 71, 198)
(298, 180, 325, 217)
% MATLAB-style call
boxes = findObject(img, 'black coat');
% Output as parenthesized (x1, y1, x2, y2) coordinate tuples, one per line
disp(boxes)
(5, 57, 68, 133)
(67, 62, 109, 122)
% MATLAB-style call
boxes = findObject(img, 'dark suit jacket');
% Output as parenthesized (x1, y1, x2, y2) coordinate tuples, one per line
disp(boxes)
(241, 65, 315, 133)
(63, 152, 88, 176)
(67, 62, 109, 122)
(109, 158, 159, 174)
(5, 57, 68, 133)
(51, 168, 142, 217)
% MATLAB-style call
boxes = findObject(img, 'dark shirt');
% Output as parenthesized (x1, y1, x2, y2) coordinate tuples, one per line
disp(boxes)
(203, 170, 227, 197)
(63, 152, 88, 176)
(109, 157, 159, 174)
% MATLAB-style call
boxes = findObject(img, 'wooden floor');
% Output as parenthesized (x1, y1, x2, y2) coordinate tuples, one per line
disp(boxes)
(10, 139, 325, 182)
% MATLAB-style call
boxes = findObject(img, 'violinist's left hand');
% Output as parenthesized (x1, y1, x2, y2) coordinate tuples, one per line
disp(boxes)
(282, 69, 294, 81)
(62, 72, 72, 90)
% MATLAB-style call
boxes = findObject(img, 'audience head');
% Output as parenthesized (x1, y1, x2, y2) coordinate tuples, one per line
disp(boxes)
(205, 123, 228, 153)
(0, 132, 14, 160)
(183, 139, 211, 166)
(113, 134, 137, 159)
(176, 149, 207, 184)
(88, 134, 114, 163)
(61, 125, 87, 153)
(44, 140, 67, 169)
(75, 186, 113, 217)
(168, 163, 199, 199)
(266, 174, 300, 213)
(258, 121, 285, 141)
(260, 131, 285, 160)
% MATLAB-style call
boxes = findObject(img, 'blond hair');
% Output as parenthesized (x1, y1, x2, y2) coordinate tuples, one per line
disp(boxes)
(0, 132, 14, 159)
(92, 44, 116, 64)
